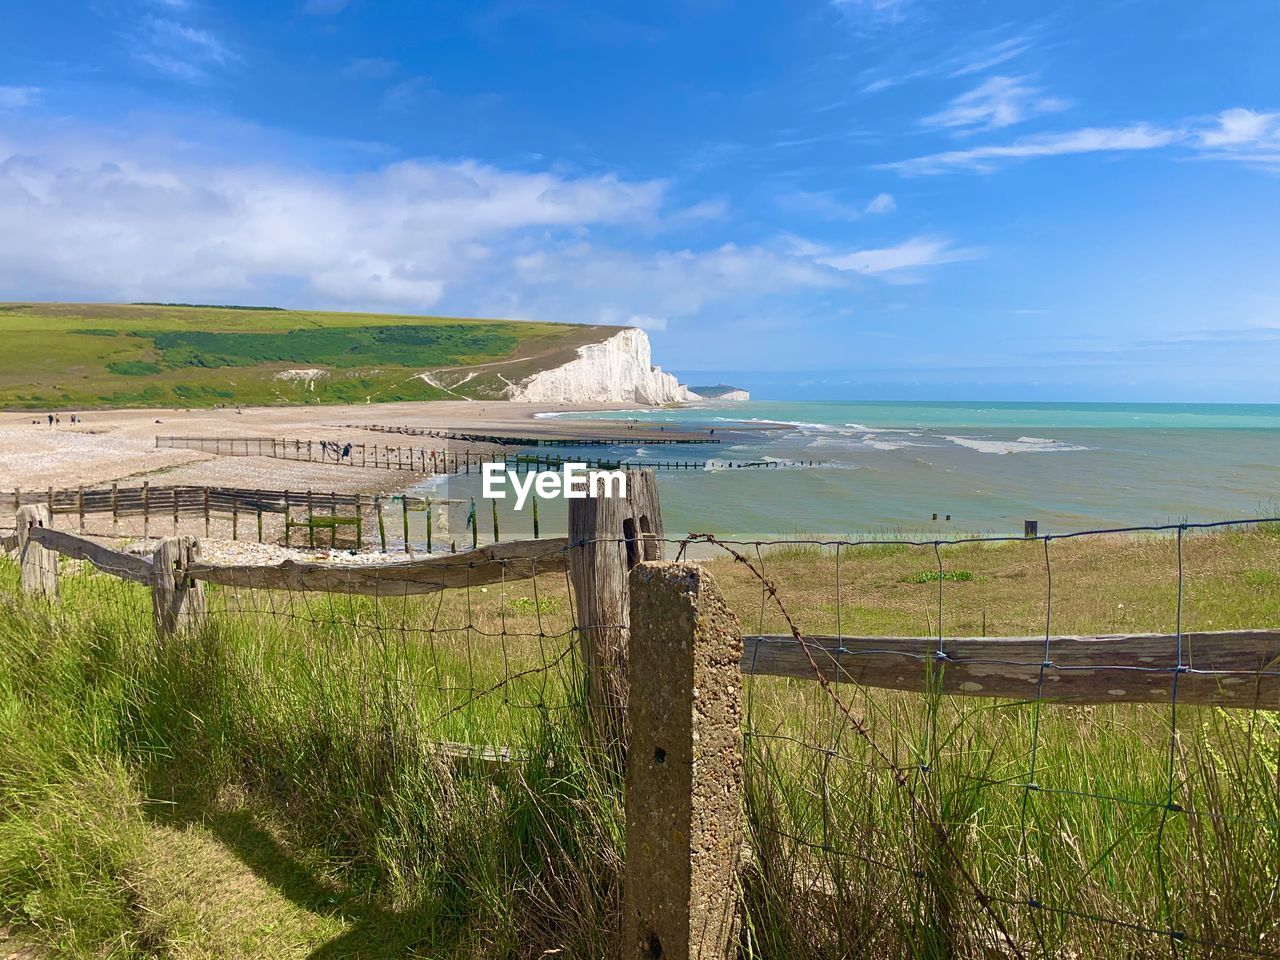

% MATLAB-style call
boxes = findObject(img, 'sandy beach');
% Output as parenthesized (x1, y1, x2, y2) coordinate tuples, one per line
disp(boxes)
(0, 400, 641, 493)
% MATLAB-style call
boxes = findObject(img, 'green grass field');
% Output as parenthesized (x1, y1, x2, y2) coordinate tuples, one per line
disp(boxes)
(1, 527, 1278, 958)
(0, 303, 619, 410)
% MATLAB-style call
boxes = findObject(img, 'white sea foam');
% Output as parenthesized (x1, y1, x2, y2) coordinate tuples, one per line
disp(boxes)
(807, 433, 926, 452)
(944, 435, 1088, 455)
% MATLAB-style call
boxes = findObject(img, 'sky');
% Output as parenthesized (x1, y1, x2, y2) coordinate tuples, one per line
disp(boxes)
(2, 1, 1279, 401)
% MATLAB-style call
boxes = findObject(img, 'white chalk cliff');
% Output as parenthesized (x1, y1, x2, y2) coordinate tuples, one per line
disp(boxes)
(508, 328, 696, 404)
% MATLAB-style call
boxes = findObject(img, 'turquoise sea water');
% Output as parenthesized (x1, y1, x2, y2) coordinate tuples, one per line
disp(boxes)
(423, 401, 1280, 541)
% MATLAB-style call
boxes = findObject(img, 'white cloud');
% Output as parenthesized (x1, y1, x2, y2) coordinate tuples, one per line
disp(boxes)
(779, 189, 896, 220)
(922, 76, 1070, 132)
(884, 123, 1181, 174)
(817, 236, 982, 275)
(1196, 108, 1280, 168)
(860, 31, 1035, 95)
(0, 129, 667, 311)
(1200, 108, 1280, 146)
(0, 86, 42, 110)
(949, 35, 1035, 77)
(0, 123, 978, 330)
(505, 242, 841, 321)
(865, 191, 896, 214)
(132, 16, 237, 83)
(606, 312, 668, 333)
(887, 107, 1280, 175)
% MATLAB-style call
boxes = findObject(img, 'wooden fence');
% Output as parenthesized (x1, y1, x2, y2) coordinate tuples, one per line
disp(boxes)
(156, 435, 495, 474)
(335, 422, 724, 446)
(1, 483, 463, 552)
(156, 434, 820, 471)
(5, 475, 1279, 958)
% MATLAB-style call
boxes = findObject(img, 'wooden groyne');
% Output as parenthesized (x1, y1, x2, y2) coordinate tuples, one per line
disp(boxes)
(504, 454, 819, 471)
(157, 435, 492, 474)
(335, 422, 724, 446)
(155, 436, 822, 473)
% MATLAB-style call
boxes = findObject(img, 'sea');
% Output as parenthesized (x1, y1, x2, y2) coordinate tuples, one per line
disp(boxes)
(419, 401, 1280, 542)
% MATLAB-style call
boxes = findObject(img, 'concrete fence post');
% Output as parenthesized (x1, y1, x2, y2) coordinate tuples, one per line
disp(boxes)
(567, 468, 663, 755)
(624, 561, 743, 960)
(151, 536, 206, 637)
(16, 504, 58, 599)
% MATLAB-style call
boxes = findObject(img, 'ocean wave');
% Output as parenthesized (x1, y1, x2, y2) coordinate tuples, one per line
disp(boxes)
(807, 434, 927, 452)
(944, 435, 1088, 455)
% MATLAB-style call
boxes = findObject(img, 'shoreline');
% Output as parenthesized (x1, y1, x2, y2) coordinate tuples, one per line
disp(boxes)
(0, 399, 653, 493)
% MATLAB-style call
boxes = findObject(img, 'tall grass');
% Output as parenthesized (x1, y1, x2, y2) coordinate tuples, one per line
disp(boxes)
(1, 525, 1279, 957)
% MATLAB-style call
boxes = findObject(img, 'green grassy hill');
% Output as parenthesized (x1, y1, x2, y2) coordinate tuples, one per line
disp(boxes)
(0, 303, 620, 409)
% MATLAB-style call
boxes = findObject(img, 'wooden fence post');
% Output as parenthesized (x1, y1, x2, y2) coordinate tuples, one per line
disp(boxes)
(16, 504, 58, 599)
(150, 537, 206, 637)
(356, 494, 365, 550)
(624, 561, 743, 960)
(567, 468, 663, 753)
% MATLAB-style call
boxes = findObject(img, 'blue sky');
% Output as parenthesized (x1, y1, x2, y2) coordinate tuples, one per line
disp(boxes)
(2, 0, 1279, 400)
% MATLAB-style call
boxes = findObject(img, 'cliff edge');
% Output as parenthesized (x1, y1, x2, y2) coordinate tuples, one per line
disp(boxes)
(507, 328, 695, 404)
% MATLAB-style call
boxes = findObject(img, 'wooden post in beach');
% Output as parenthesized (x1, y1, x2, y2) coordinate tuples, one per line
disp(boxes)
(376, 496, 387, 552)
(16, 504, 58, 599)
(150, 537, 205, 638)
(567, 469, 663, 754)
(142, 481, 150, 538)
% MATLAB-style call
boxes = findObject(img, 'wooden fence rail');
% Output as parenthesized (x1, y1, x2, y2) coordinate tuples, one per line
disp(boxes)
(2, 484, 468, 552)
(741, 631, 1280, 707)
(156, 435, 494, 475)
(5, 516, 1280, 709)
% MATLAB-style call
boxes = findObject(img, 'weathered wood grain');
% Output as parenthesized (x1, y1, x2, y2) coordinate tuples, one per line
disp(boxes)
(16, 505, 58, 599)
(742, 631, 1280, 707)
(151, 537, 206, 636)
(28, 525, 153, 584)
(186, 536, 570, 594)
(568, 469, 663, 753)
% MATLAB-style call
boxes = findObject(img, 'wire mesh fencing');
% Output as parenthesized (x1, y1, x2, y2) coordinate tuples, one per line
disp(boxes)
(1, 512, 1279, 957)
(680, 519, 1280, 959)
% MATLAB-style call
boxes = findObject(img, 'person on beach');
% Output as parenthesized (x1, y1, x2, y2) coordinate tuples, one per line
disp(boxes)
(47, 414, 53, 426)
